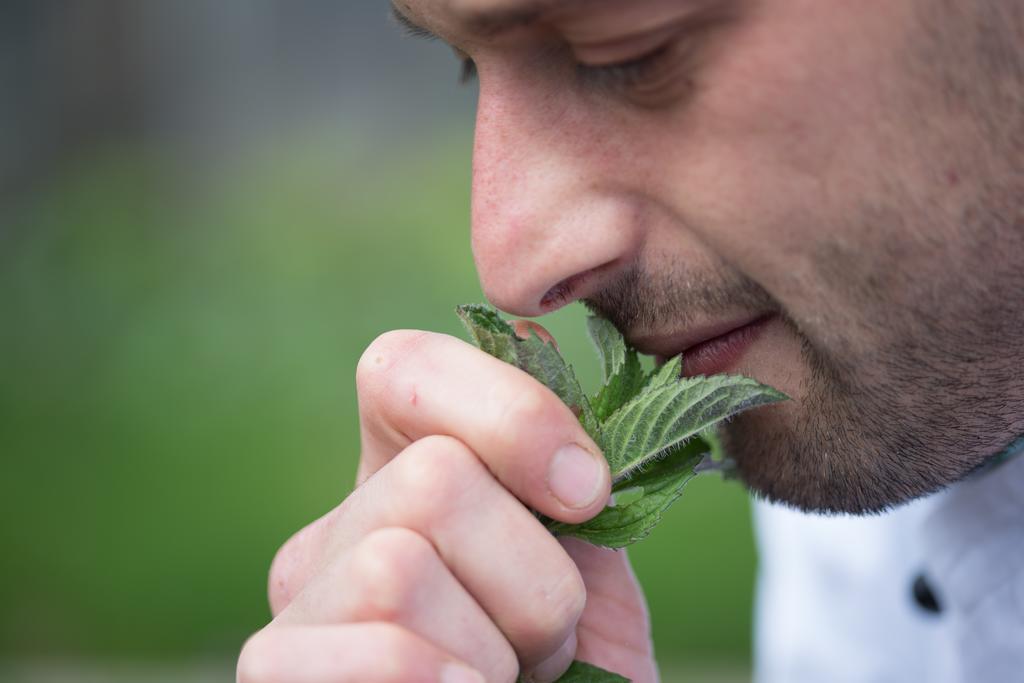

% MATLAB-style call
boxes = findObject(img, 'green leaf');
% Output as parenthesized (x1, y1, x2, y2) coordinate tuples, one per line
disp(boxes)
(613, 437, 709, 493)
(642, 354, 683, 392)
(546, 438, 706, 548)
(520, 660, 631, 683)
(591, 349, 646, 423)
(587, 316, 628, 382)
(516, 332, 600, 435)
(600, 373, 787, 481)
(456, 304, 518, 364)
(586, 317, 647, 423)
(701, 426, 725, 463)
(457, 304, 599, 434)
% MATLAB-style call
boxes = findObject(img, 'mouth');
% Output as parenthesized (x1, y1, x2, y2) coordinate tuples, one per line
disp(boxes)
(631, 314, 776, 377)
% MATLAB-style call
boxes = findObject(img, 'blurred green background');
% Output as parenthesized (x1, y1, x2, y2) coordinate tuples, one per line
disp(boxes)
(0, 3, 756, 680)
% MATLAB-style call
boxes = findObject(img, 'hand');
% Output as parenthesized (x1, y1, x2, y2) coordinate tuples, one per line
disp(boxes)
(237, 328, 659, 683)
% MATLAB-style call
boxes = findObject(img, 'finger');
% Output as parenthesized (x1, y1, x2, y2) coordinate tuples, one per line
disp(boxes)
(237, 622, 485, 683)
(271, 436, 586, 669)
(511, 319, 558, 348)
(560, 538, 657, 682)
(526, 630, 577, 683)
(277, 527, 519, 683)
(355, 330, 609, 522)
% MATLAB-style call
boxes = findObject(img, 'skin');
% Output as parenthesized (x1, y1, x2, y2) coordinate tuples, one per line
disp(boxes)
(237, 1, 1024, 681)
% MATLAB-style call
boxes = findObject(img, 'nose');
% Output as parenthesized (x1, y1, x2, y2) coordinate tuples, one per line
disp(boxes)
(469, 69, 642, 317)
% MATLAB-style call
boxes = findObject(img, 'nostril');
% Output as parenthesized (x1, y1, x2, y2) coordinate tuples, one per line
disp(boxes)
(539, 261, 620, 313)
(540, 277, 578, 311)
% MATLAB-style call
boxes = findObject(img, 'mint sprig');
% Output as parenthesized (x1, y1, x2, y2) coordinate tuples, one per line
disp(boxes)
(456, 304, 787, 682)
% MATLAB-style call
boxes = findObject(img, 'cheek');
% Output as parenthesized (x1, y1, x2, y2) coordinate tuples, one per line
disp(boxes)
(649, 1, 919, 315)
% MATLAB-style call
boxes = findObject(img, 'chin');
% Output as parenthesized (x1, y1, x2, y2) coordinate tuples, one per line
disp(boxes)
(719, 373, 975, 516)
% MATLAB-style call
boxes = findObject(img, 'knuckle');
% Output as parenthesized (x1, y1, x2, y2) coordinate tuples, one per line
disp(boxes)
(545, 568, 587, 631)
(355, 329, 429, 400)
(347, 528, 435, 622)
(394, 436, 486, 518)
(515, 567, 587, 658)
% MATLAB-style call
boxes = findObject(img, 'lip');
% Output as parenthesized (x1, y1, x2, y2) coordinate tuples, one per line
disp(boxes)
(632, 314, 775, 377)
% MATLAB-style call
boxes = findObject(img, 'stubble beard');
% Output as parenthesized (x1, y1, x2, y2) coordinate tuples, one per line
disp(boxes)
(589, 206, 1023, 516)
(751, 0, 1024, 514)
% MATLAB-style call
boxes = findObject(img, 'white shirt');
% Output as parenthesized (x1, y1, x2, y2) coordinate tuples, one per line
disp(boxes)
(753, 451, 1024, 683)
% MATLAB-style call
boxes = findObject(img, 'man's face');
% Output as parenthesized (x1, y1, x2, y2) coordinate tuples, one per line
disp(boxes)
(395, 0, 1024, 513)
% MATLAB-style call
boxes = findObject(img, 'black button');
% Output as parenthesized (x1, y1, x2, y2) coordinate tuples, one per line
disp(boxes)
(912, 573, 942, 614)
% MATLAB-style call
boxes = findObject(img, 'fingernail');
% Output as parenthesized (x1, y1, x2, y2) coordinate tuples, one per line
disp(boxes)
(549, 444, 605, 509)
(511, 319, 558, 348)
(440, 662, 485, 683)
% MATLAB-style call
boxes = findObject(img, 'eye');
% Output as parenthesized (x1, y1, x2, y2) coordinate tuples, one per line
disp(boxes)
(453, 43, 680, 94)
(575, 45, 671, 91)
(456, 48, 671, 90)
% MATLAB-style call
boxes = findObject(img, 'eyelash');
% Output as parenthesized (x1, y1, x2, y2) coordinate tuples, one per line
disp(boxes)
(456, 47, 669, 91)
(458, 58, 477, 85)
(393, 15, 670, 92)
(575, 46, 670, 90)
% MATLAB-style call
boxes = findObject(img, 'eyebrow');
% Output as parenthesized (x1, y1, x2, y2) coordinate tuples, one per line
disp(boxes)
(390, 0, 596, 40)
